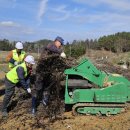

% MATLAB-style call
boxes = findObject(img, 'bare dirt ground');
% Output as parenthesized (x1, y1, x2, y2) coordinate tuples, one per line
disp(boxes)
(0, 51, 130, 130)
(1, 108, 130, 130)
(0, 89, 130, 130)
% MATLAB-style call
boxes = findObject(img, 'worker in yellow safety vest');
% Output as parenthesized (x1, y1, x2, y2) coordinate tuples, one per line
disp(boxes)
(6, 42, 26, 70)
(1, 55, 35, 118)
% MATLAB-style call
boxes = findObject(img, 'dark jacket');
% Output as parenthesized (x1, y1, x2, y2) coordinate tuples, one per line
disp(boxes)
(16, 66, 31, 89)
(45, 43, 62, 54)
(40, 43, 63, 58)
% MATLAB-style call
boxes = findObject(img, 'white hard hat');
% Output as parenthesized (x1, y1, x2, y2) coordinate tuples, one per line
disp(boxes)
(15, 42, 23, 49)
(24, 55, 35, 64)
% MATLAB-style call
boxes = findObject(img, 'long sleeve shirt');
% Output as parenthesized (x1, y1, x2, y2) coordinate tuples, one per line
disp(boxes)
(6, 51, 15, 64)
(16, 66, 30, 89)
(45, 43, 62, 54)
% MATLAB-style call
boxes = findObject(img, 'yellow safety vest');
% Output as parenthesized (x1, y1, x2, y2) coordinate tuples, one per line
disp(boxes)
(9, 49, 26, 69)
(6, 62, 28, 84)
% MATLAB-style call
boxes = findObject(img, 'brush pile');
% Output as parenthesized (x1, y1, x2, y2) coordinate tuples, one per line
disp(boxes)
(96, 61, 130, 80)
(34, 55, 73, 120)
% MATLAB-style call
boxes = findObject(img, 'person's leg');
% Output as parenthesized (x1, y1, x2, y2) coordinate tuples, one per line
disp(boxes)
(31, 96, 36, 115)
(31, 78, 43, 115)
(2, 77, 15, 117)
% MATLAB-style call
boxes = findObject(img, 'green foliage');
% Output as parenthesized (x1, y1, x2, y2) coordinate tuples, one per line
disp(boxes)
(98, 32, 130, 53)
(0, 39, 14, 51)
(23, 39, 52, 53)
(1, 31, 130, 57)
(64, 40, 87, 58)
(0, 39, 52, 52)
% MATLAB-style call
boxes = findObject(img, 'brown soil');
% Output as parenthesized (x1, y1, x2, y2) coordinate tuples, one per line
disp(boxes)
(0, 97, 130, 130)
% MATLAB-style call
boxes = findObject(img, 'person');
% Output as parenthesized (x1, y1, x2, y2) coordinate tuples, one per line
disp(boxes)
(31, 36, 66, 115)
(1, 55, 35, 118)
(7, 42, 26, 70)
(40, 36, 66, 58)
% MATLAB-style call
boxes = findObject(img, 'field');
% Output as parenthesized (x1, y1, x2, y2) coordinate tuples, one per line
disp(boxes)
(0, 50, 130, 130)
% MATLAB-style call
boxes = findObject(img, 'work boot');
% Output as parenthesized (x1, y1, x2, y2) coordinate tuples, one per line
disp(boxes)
(31, 96, 36, 116)
(42, 91, 49, 106)
(31, 108, 36, 116)
(42, 99, 48, 106)
(2, 111, 8, 119)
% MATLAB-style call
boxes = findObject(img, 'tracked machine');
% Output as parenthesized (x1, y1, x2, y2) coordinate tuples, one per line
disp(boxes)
(64, 58, 130, 116)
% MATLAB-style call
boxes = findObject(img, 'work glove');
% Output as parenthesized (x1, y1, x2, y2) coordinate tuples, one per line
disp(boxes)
(27, 88, 31, 94)
(14, 61, 18, 66)
(60, 52, 66, 58)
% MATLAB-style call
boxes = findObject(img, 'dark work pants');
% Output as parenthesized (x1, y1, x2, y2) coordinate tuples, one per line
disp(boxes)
(32, 75, 50, 110)
(2, 77, 15, 112)
(32, 79, 43, 109)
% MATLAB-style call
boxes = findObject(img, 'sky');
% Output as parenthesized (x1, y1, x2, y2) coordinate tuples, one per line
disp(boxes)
(0, 0, 130, 42)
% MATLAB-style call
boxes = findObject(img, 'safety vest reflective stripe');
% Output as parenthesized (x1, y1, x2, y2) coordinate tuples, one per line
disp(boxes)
(9, 49, 26, 69)
(6, 62, 28, 84)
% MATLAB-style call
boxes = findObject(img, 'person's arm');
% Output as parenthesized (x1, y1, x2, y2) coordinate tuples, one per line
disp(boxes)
(46, 44, 62, 54)
(6, 51, 15, 64)
(16, 67, 30, 90)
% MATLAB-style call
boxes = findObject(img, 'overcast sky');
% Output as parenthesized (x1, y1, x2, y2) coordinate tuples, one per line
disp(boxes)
(0, 0, 130, 42)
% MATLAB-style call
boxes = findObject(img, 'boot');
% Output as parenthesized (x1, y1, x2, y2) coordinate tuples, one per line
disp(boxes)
(31, 96, 36, 115)
(31, 108, 36, 115)
(42, 98, 48, 106)
(42, 91, 49, 106)
(2, 111, 8, 119)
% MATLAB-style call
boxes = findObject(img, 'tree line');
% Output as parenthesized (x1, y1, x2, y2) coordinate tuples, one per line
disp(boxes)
(0, 32, 130, 58)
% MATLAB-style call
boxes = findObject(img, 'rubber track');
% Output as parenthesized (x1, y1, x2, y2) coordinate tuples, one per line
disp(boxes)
(72, 103, 126, 115)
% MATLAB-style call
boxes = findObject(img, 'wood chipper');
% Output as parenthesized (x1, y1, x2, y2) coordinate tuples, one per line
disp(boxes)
(64, 58, 130, 116)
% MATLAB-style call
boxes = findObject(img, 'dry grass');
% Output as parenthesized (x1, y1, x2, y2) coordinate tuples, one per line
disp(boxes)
(79, 49, 130, 65)
(0, 51, 8, 63)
